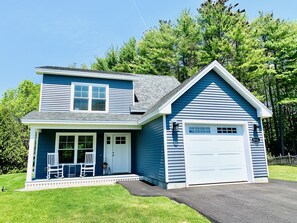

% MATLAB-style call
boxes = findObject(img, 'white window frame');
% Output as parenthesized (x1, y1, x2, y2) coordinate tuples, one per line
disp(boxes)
(70, 82, 109, 113)
(55, 132, 97, 164)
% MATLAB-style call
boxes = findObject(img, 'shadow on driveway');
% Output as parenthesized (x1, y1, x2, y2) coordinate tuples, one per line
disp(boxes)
(119, 179, 297, 223)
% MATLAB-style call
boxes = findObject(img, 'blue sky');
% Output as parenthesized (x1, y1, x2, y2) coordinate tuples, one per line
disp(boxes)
(0, 0, 296, 97)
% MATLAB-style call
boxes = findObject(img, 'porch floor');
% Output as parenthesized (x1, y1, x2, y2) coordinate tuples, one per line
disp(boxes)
(23, 174, 143, 191)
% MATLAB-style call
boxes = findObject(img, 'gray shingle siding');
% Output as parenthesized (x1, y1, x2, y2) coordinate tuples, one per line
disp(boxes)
(166, 70, 267, 183)
(40, 74, 133, 114)
(135, 116, 165, 182)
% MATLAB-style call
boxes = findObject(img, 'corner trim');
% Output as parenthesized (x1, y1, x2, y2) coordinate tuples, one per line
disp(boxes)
(254, 177, 269, 183)
(38, 82, 43, 111)
(163, 115, 169, 183)
(166, 182, 186, 189)
(260, 118, 269, 177)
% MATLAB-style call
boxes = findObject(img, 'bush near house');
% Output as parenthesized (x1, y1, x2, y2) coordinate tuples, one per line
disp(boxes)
(0, 173, 209, 223)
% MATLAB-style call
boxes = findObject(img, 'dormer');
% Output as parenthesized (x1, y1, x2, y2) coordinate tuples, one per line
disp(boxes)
(36, 66, 137, 114)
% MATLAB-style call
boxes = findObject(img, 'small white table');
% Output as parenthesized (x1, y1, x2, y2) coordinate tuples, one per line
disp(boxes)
(66, 164, 77, 178)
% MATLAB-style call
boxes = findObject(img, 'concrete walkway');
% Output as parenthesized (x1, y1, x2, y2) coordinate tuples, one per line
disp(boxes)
(119, 179, 297, 223)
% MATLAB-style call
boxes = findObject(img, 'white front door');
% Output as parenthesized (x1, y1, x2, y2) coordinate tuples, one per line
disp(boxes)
(104, 133, 131, 174)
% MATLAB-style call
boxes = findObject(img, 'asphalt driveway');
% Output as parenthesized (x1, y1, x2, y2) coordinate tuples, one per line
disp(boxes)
(120, 179, 297, 223)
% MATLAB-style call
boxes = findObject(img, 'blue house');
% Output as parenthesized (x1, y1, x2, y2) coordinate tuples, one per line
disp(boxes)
(22, 61, 272, 190)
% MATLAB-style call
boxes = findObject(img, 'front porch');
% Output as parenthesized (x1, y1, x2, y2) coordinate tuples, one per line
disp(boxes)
(25, 126, 143, 190)
(23, 174, 143, 191)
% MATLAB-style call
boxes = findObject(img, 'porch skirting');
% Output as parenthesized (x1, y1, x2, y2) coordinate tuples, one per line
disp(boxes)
(22, 174, 143, 191)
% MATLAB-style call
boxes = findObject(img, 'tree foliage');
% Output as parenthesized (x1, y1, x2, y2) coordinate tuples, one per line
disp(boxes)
(92, 0, 296, 155)
(0, 81, 40, 174)
(251, 13, 297, 155)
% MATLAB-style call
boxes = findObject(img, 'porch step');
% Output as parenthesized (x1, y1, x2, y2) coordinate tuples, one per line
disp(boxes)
(22, 174, 143, 191)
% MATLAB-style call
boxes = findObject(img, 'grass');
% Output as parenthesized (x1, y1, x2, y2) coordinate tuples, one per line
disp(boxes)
(0, 173, 209, 223)
(269, 165, 297, 182)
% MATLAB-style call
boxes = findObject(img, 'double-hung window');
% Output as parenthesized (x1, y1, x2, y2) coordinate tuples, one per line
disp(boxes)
(72, 83, 108, 112)
(56, 133, 96, 164)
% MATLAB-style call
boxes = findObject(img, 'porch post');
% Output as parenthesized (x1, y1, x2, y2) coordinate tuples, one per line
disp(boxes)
(26, 127, 36, 182)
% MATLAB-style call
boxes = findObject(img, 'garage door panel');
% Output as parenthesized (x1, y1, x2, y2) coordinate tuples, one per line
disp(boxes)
(188, 169, 217, 184)
(187, 139, 216, 152)
(218, 153, 244, 166)
(185, 124, 248, 185)
(188, 154, 215, 168)
(218, 168, 248, 182)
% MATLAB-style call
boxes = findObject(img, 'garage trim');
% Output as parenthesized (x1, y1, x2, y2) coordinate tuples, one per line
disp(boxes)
(182, 120, 255, 187)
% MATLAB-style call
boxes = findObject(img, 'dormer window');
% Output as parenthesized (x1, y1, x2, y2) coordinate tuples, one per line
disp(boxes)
(71, 83, 109, 112)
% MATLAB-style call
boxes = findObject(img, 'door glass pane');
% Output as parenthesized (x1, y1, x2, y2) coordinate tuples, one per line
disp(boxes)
(107, 136, 111, 144)
(188, 126, 210, 134)
(120, 137, 126, 144)
(217, 127, 237, 134)
(115, 136, 126, 144)
(115, 137, 121, 144)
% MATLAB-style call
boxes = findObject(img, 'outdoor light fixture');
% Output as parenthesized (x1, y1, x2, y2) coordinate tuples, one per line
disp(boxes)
(253, 124, 260, 131)
(172, 121, 180, 131)
(252, 124, 261, 143)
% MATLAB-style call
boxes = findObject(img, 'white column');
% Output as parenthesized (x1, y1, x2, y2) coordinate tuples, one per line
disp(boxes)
(33, 130, 40, 178)
(26, 127, 36, 182)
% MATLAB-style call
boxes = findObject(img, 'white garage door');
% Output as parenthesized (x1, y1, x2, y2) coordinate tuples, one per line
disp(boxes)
(185, 124, 248, 185)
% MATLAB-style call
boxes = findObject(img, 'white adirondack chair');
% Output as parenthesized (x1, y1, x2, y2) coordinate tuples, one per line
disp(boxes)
(47, 153, 64, 179)
(80, 152, 96, 177)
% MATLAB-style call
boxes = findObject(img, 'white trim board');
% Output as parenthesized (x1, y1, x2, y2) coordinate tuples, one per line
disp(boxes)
(260, 118, 269, 177)
(25, 123, 142, 130)
(38, 82, 43, 111)
(35, 68, 137, 81)
(163, 115, 169, 183)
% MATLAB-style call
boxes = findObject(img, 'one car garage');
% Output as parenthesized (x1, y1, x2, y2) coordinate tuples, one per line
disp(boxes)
(184, 123, 251, 185)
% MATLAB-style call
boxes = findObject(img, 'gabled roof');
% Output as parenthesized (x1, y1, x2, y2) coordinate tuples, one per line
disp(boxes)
(132, 74, 180, 112)
(139, 60, 272, 124)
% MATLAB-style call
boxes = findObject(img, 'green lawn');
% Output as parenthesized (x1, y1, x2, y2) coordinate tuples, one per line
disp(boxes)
(269, 165, 297, 182)
(0, 173, 209, 223)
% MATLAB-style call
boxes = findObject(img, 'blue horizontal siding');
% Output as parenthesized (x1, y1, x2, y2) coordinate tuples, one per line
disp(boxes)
(35, 129, 135, 179)
(135, 116, 165, 182)
(40, 74, 133, 114)
(166, 70, 267, 183)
